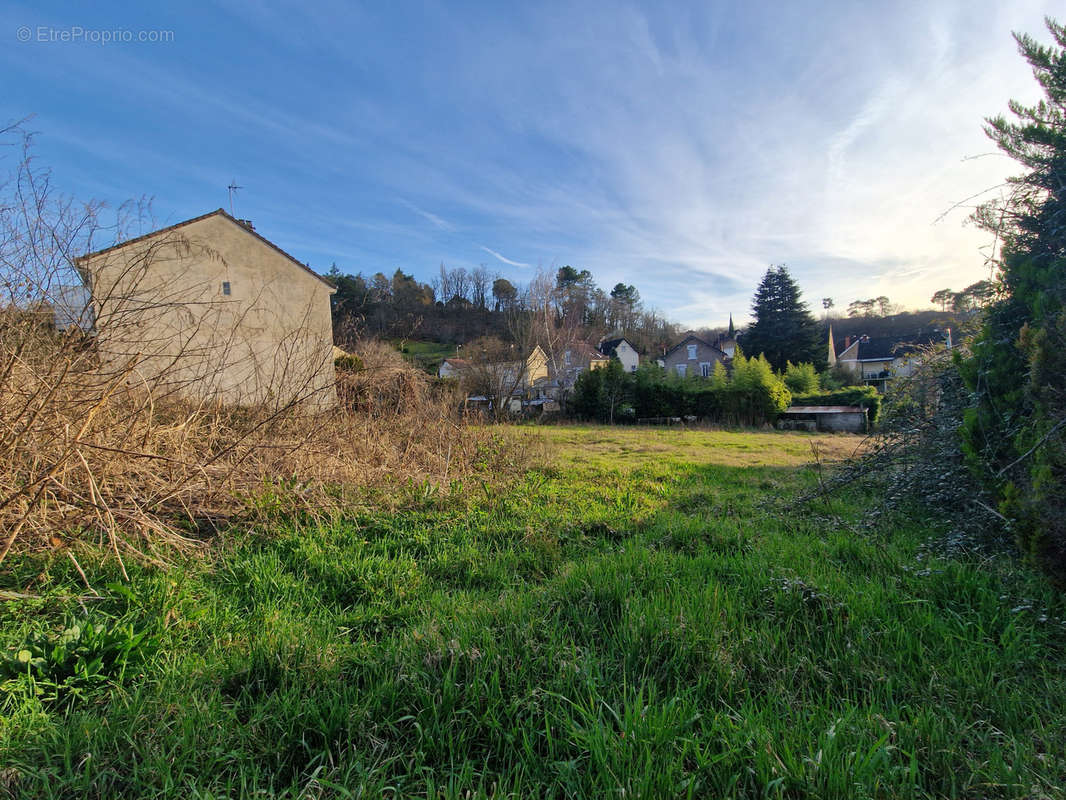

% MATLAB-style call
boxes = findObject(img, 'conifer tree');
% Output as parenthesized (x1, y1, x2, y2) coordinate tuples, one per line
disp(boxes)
(743, 265, 824, 370)
(961, 18, 1066, 582)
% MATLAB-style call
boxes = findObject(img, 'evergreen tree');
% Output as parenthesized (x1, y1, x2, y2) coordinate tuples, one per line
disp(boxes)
(783, 361, 820, 394)
(608, 283, 641, 333)
(960, 18, 1066, 582)
(491, 277, 517, 311)
(743, 265, 825, 370)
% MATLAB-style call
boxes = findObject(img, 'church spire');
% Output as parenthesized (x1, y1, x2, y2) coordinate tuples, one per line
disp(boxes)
(728, 313, 735, 339)
(827, 324, 837, 366)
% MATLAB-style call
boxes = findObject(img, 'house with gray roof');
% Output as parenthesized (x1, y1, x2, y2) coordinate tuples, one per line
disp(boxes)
(830, 328, 952, 392)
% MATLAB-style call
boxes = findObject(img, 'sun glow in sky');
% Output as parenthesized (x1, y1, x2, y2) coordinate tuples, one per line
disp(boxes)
(2, 0, 1059, 327)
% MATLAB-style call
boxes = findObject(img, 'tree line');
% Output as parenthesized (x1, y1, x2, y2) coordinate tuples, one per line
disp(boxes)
(327, 262, 682, 358)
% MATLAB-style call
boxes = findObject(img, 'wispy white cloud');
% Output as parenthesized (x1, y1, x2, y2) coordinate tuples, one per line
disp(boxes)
(383, 0, 1058, 325)
(398, 199, 455, 231)
(480, 246, 529, 268)
(5, 0, 1060, 329)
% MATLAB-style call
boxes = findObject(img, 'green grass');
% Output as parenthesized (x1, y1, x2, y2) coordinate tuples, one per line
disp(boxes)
(1, 426, 1064, 798)
(394, 340, 458, 374)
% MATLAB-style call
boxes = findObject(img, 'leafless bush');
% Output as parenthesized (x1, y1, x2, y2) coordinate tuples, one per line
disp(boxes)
(813, 345, 1005, 554)
(0, 130, 512, 571)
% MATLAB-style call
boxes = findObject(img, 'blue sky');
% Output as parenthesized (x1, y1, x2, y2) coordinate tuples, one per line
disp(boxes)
(1, 0, 1058, 327)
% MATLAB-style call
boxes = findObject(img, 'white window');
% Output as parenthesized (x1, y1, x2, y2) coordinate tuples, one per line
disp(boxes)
(564, 350, 571, 366)
(700, 362, 711, 377)
(687, 344, 697, 360)
(676, 364, 687, 377)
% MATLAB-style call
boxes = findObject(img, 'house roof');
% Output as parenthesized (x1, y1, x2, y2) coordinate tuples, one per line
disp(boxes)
(76, 208, 336, 292)
(663, 334, 727, 359)
(599, 337, 636, 356)
(836, 331, 946, 361)
(561, 341, 609, 362)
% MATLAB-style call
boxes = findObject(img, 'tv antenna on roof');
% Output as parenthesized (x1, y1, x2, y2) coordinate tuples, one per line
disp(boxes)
(227, 180, 243, 216)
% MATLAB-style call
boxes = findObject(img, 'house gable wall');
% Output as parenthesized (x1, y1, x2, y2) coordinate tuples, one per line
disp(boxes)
(81, 213, 336, 409)
(614, 340, 639, 372)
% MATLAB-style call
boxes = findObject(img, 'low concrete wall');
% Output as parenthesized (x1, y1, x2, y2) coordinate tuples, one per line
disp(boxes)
(779, 407, 867, 433)
(817, 411, 866, 433)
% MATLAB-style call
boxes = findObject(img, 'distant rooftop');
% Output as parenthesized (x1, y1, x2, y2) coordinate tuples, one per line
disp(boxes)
(835, 331, 948, 361)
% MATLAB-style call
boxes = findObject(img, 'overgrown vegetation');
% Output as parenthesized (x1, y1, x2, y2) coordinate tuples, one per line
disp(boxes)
(2, 427, 1062, 797)
(956, 18, 1066, 583)
(841, 19, 1066, 584)
(829, 19, 1066, 586)
(0, 130, 506, 566)
(826, 347, 981, 535)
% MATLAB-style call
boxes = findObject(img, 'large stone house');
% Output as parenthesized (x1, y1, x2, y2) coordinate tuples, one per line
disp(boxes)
(659, 334, 729, 378)
(77, 209, 337, 409)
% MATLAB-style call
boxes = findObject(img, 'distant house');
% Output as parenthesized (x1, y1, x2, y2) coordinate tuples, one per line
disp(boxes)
(530, 342, 609, 402)
(830, 328, 952, 392)
(660, 334, 729, 378)
(713, 333, 737, 359)
(438, 345, 549, 412)
(438, 346, 548, 385)
(560, 341, 609, 376)
(437, 357, 470, 380)
(599, 337, 639, 372)
(77, 209, 337, 410)
(714, 315, 739, 358)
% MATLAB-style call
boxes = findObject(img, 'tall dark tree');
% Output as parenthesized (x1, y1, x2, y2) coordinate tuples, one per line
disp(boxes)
(608, 282, 641, 332)
(931, 288, 955, 312)
(743, 265, 824, 370)
(491, 277, 517, 311)
(554, 265, 594, 325)
(960, 18, 1066, 582)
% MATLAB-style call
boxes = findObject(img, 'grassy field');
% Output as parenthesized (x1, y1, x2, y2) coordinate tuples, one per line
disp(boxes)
(394, 340, 457, 374)
(1, 426, 1064, 798)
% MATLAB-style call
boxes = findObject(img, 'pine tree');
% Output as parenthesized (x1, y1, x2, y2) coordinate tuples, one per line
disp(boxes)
(961, 18, 1066, 582)
(743, 265, 824, 370)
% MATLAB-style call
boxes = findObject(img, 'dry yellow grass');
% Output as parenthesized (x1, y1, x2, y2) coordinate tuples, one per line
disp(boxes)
(0, 324, 505, 569)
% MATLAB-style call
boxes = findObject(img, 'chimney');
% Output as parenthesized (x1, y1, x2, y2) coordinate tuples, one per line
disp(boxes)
(238, 219, 255, 231)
